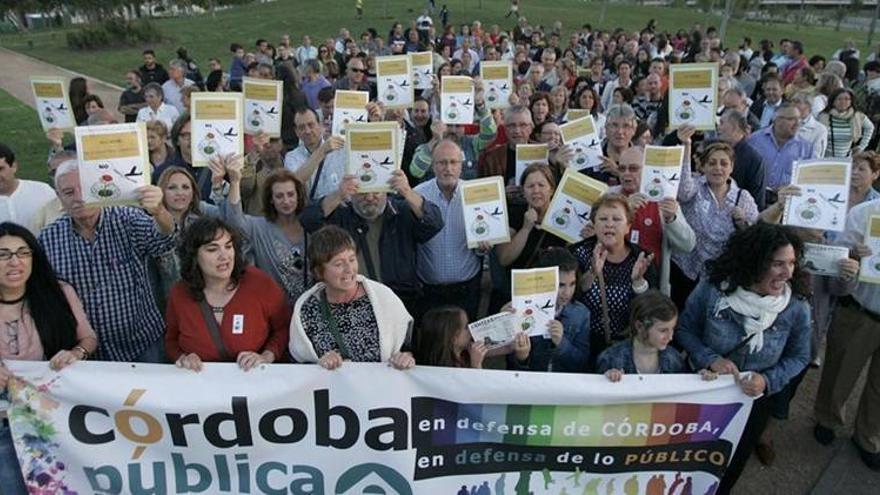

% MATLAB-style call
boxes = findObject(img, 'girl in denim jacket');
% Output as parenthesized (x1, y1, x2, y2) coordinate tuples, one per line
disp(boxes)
(598, 290, 703, 380)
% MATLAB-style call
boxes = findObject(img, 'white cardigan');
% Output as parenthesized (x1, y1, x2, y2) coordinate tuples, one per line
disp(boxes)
(289, 276, 413, 363)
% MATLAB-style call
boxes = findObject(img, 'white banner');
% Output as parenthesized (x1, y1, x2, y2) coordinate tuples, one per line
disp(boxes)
(6, 361, 752, 495)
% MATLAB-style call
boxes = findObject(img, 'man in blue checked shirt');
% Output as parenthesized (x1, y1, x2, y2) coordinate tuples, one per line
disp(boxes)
(414, 139, 489, 321)
(38, 159, 178, 363)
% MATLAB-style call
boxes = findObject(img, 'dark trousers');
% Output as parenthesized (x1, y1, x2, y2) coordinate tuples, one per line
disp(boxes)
(670, 261, 699, 312)
(717, 393, 773, 494)
(419, 270, 483, 323)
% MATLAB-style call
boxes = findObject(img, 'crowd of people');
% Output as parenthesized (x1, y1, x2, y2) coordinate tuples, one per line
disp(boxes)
(2, 8, 880, 494)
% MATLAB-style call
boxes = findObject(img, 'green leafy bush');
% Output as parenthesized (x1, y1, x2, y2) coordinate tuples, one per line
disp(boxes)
(66, 19, 162, 50)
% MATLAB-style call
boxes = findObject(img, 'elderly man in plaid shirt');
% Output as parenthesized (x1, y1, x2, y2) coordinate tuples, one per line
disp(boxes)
(39, 159, 178, 363)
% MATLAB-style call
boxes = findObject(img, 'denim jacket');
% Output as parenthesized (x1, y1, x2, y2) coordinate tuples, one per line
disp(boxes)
(675, 281, 811, 395)
(508, 301, 591, 372)
(595, 340, 687, 375)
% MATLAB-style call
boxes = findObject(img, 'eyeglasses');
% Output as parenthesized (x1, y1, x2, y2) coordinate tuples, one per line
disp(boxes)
(433, 159, 463, 167)
(0, 247, 33, 261)
(350, 67, 366, 74)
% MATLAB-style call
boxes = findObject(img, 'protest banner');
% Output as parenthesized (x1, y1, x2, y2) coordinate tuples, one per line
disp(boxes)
(6, 361, 751, 495)
(30, 77, 75, 132)
(783, 159, 851, 232)
(480, 61, 513, 110)
(242, 78, 283, 137)
(190, 93, 244, 167)
(860, 215, 880, 284)
(345, 122, 400, 193)
(668, 63, 718, 131)
(461, 176, 510, 248)
(75, 122, 150, 206)
(376, 55, 414, 109)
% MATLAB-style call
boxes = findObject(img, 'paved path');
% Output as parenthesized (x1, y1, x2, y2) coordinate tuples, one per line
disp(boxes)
(0, 46, 122, 120)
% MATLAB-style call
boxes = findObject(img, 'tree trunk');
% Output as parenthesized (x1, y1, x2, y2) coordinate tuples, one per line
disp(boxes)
(868, 0, 880, 46)
(720, 0, 734, 41)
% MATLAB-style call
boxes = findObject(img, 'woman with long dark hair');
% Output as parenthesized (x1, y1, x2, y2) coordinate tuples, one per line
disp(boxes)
(165, 217, 290, 372)
(0, 222, 97, 494)
(675, 222, 811, 494)
(414, 305, 487, 369)
(68, 76, 89, 125)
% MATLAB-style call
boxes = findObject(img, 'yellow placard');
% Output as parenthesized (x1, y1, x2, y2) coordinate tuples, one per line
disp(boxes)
(463, 182, 501, 204)
(195, 100, 236, 120)
(33, 82, 64, 98)
(645, 146, 683, 168)
(870, 215, 880, 238)
(797, 164, 848, 186)
(336, 90, 369, 108)
(410, 52, 433, 66)
(243, 82, 277, 101)
(673, 69, 713, 89)
(566, 109, 590, 121)
(517, 144, 548, 162)
(378, 57, 409, 75)
(482, 65, 510, 80)
(443, 76, 473, 93)
(560, 117, 595, 142)
(81, 132, 141, 160)
(562, 176, 605, 205)
(349, 130, 393, 151)
(513, 269, 558, 296)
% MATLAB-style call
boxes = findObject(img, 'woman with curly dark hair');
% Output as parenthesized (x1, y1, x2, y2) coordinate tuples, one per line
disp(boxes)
(675, 222, 811, 494)
(165, 217, 290, 372)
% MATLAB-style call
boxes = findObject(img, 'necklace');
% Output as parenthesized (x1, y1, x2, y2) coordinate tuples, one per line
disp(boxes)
(0, 294, 25, 305)
(211, 305, 225, 314)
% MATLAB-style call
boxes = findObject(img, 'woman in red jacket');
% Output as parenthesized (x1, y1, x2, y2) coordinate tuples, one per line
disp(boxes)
(165, 217, 290, 371)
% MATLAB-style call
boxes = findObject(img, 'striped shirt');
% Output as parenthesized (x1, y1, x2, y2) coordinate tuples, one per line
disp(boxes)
(413, 179, 481, 285)
(824, 113, 876, 158)
(38, 207, 178, 362)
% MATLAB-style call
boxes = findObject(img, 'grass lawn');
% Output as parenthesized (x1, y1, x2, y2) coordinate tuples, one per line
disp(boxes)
(0, 88, 51, 183)
(0, 0, 869, 86)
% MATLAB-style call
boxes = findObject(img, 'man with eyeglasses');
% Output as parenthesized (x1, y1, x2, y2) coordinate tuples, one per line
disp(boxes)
(479, 105, 534, 203)
(39, 159, 177, 363)
(413, 139, 486, 320)
(606, 145, 695, 296)
(746, 103, 814, 200)
(0, 144, 56, 235)
(31, 150, 76, 232)
(300, 163, 443, 317)
(410, 89, 496, 182)
(284, 107, 345, 203)
(587, 103, 638, 186)
(334, 57, 376, 100)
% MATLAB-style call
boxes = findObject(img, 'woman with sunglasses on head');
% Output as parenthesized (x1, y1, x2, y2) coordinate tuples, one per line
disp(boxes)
(0, 222, 97, 494)
(214, 156, 309, 305)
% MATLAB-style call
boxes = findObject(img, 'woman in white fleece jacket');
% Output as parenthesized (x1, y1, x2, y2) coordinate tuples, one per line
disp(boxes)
(289, 225, 415, 370)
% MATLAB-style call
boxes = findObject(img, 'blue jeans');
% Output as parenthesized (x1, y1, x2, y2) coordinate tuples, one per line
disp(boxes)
(0, 420, 27, 495)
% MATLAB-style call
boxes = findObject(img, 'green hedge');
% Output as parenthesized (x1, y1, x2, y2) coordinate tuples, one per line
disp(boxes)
(66, 19, 163, 50)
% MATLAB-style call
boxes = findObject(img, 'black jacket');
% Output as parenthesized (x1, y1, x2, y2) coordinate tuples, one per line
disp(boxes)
(300, 196, 444, 294)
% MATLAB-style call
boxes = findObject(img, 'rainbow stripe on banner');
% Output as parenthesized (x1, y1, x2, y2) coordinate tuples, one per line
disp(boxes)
(412, 398, 742, 448)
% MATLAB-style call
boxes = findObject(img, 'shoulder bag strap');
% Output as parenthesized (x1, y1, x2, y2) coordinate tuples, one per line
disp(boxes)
(197, 300, 230, 361)
(524, 231, 548, 268)
(319, 291, 352, 360)
(309, 158, 327, 202)
(596, 269, 613, 346)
